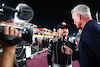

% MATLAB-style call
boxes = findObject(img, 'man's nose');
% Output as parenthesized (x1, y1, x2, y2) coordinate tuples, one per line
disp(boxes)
(63, 28, 67, 31)
(62, 30, 66, 33)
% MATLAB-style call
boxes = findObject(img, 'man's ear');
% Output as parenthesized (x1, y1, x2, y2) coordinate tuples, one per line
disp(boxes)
(77, 13, 81, 20)
(57, 29, 59, 32)
(68, 29, 69, 34)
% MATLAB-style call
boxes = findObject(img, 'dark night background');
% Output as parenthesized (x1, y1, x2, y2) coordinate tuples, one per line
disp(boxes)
(0, 0, 100, 35)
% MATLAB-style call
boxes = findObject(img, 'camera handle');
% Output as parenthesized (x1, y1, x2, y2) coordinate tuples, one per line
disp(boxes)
(0, 33, 23, 45)
(0, 26, 23, 45)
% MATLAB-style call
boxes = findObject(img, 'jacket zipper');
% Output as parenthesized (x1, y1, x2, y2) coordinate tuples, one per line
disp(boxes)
(56, 41, 59, 63)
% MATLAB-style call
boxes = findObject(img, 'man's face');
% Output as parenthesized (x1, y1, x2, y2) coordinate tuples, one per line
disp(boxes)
(57, 28, 69, 37)
(72, 13, 81, 29)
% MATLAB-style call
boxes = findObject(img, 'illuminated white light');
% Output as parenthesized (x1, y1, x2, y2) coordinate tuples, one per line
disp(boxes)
(0, 3, 5, 12)
(2, 3, 5, 7)
(62, 22, 66, 25)
(53, 28, 56, 32)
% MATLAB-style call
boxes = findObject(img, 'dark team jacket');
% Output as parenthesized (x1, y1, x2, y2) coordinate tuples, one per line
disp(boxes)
(47, 37, 78, 66)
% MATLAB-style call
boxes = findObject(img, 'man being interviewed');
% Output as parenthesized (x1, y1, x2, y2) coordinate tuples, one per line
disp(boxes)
(47, 21, 76, 67)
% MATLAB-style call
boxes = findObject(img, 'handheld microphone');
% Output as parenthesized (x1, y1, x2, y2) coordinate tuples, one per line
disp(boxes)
(62, 36, 65, 54)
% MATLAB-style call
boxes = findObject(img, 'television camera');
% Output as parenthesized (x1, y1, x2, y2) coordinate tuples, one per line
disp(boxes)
(0, 3, 34, 45)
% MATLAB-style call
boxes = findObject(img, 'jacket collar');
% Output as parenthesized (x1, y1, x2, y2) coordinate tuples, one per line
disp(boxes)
(83, 20, 96, 29)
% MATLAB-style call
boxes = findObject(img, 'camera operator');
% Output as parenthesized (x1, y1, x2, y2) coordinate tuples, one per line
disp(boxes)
(0, 24, 22, 67)
(0, 3, 34, 67)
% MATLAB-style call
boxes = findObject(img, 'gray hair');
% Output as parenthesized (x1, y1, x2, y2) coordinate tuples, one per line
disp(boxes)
(71, 4, 91, 17)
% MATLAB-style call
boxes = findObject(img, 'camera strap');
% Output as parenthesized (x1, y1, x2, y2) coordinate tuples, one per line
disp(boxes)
(0, 33, 23, 45)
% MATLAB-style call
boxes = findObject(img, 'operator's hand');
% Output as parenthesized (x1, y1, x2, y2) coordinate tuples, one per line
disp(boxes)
(0, 24, 22, 67)
(0, 24, 22, 50)
(61, 45, 73, 55)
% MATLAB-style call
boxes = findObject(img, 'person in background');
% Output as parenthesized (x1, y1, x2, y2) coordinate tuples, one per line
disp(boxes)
(46, 38, 50, 48)
(42, 37, 47, 52)
(35, 37, 39, 49)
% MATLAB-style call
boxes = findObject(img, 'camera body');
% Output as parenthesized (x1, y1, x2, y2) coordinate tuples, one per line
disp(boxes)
(18, 24, 33, 44)
(0, 3, 34, 45)
(0, 23, 33, 45)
